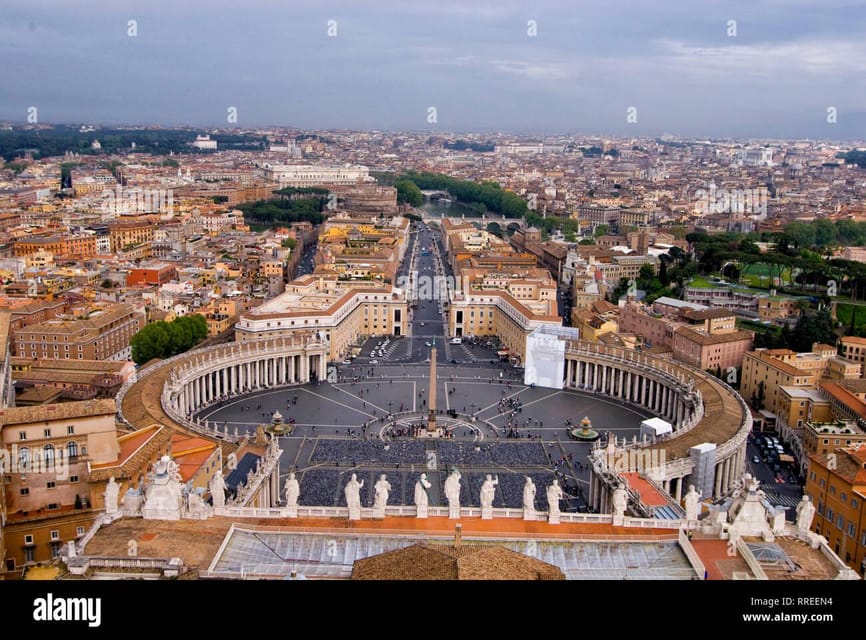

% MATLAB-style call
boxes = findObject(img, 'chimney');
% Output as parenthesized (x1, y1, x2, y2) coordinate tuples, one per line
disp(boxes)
(454, 523, 462, 548)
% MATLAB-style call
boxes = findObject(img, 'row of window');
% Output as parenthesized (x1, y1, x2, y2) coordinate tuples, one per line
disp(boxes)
(19, 425, 75, 439)
(18, 477, 79, 494)
(14, 442, 83, 463)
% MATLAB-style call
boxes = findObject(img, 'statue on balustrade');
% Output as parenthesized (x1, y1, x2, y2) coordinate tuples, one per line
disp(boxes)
(284, 472, 300, 507)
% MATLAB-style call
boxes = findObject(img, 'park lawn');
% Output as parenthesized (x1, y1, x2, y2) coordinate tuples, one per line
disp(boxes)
(689, 276, 718, 289)
(740, 262, 794, 288)
(834, 303, 866, 333)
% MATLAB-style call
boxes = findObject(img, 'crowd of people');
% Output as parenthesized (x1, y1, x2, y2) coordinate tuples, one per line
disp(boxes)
(310, 439, 426, 465)
(437, 441, 549, 466)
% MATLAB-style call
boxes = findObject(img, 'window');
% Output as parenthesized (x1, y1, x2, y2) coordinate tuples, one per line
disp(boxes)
(837, 515, 844, 530)
(24, 548, 35, 563)
(841, 492, 848, 502)
(829, 485, 836, 496)
(20, 488, 29, 496)
(69, 475, 79, 483)
(848, 522, 856, 537)
(50, 530, 60, 541)
(827, 507, 834, 521)
(67, 441, 78, 459)
(76, 526, 85, 537)
(50, 542, 62, 559)
(24, 534, 34, 545)
(46, 481, 55, 489)
(43, 428, 51, 438)
(18, 431, 26, 441)
(43, 444, 55, 465)
(18, 447, 29, 468)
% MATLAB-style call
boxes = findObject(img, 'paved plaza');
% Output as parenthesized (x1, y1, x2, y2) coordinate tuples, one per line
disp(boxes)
(196, 361, 652, 512)
(195, 221, 654, 513)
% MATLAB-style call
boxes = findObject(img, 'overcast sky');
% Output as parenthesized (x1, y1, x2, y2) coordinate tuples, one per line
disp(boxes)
(1, 0, 865, 139)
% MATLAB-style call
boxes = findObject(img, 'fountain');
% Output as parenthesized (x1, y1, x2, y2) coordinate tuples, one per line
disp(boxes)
(265, 409, 293, 437)
(570, 416, 600, 442)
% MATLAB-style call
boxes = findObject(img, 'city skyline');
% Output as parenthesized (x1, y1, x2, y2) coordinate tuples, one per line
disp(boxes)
(2, 0, 865, 139)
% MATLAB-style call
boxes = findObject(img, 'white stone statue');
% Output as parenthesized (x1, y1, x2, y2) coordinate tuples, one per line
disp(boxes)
(187, 491, 206, 516)
(414, 473, 432, 518)
(684, 484, 701, 521)
(444, 469, 462, 518)
(373, 474, 391, 518)
(345, 473, 364, 520)
(284, 472, 300, 508)
(523, 476, 537, 520)
(168, 458, 183, 483)
(480, 474, 498, 520)
(523, 476, 537, 511)
(795, 495, 816, 532)
(121, 487, 143, 517)
(104, 476, 120, 515)
(210, 470, 227, 508)
(612, 483, 628, 518)
(547, 480, 563, 524)
(480, 474, 498, 509)
(141, 455, 183, 520)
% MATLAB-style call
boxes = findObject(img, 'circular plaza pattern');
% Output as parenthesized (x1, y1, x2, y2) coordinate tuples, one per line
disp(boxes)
(117, 336, 750, 514)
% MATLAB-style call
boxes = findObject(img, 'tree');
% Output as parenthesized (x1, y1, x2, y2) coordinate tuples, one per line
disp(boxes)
(594, 224, 610, 237)
(130, 322, 170, 364)
(130, 314, 208, 365)
(659, 259, 669, 286)
(74, 494, 83, 510)
(395, 179, 423, 207)
(578, 238, 595, 245)
(281, 237, 297, 249)
(638, 264, 655, 280)
(814, 218, 837, 248)
(788, 309, 837, 353)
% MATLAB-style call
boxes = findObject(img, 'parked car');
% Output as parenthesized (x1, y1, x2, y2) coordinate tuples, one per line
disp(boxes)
(752, 455, 761, 464)
(370, 359, 379, 365)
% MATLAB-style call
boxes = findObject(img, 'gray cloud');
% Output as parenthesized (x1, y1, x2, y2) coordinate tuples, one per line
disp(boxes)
(0, 0, 864, 138)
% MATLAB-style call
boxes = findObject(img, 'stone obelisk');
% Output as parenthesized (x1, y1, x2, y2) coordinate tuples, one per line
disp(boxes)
(427, 343, 437, 433)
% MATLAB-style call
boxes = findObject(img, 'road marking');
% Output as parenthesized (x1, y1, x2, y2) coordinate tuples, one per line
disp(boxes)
(301, 387, 376, 418)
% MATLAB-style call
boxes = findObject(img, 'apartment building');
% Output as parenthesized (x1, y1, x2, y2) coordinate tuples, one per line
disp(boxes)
(108, 221, 154, 252)
(741, 345, 861, 414)
(14, 235, 97, 259)
(0, 399, 118, 570)
(11, 303, 145, 362)
(235, 275, 407, 361)
(839, 336, 866, 375)
(805, 446, 866, 576)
